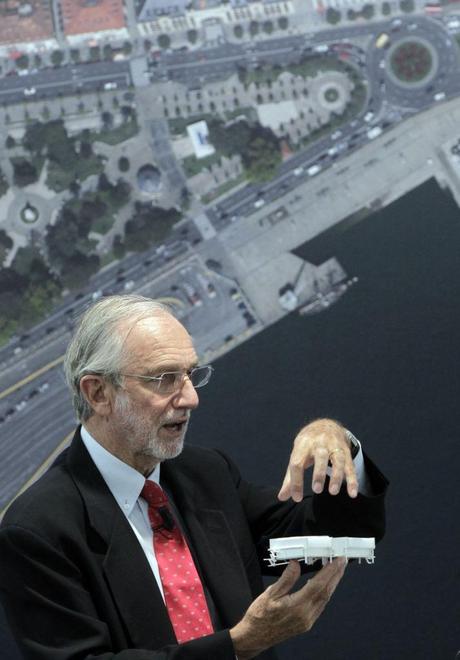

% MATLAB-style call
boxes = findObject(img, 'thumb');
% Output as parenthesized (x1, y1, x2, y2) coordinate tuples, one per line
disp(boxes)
(268, 561, 301, 599)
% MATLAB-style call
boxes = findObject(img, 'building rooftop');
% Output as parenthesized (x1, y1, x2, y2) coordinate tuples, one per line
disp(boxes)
(60, 0, 126, 36)
(0, 0, 54, 46)
(137, 0, 188, 21)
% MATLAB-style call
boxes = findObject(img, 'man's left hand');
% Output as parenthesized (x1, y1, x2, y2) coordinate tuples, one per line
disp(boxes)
(277, 419, 358, 502)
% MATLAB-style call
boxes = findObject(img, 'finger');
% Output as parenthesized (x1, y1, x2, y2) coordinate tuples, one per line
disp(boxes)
(311, 446, 330, 494)
(291, 557, 347, 607)
(277, 467, 292, 501)
(288, 458, 307, 502)
(268, 560, 301, 599)
(328, 449, 346, 495)
(344, 461, 359, 498)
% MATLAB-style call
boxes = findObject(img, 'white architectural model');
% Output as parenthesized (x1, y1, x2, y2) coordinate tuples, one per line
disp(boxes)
(266, 536, 375, 567)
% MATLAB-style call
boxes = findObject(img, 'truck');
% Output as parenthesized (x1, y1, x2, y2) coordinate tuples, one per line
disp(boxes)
(307, 164, 321, 177)
(367, 126, 383, 140)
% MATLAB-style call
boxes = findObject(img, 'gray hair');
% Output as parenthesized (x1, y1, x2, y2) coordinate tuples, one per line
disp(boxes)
(64, 294, 172, 422)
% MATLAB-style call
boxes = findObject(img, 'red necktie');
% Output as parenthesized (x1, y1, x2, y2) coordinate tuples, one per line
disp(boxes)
(141, 480, 214, 643)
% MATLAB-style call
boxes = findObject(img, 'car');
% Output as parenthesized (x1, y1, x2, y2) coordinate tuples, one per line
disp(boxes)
(364, 111, 374, 123)
(434, 92, 446, 102)
(331, 130, 342, 140)
(307, 164, 321, 176)
(103, 82, 117, 91)
(23, 87, 36, 96)
(293, 166, 304, 176)
(254, 198, 265, 209)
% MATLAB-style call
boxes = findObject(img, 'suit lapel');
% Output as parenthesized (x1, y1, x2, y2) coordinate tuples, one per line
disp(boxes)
(66, 431, 175, 649)
(162, 459, 253, 627)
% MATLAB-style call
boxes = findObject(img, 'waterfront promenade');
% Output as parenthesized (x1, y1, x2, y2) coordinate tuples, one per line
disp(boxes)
(219, 97, 460, 327)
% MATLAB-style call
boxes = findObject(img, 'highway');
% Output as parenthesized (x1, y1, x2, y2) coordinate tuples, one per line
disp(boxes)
(0, 60, 131, 104)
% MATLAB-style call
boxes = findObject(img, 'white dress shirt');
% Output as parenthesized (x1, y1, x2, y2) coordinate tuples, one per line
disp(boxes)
(80, 426, 166, 601)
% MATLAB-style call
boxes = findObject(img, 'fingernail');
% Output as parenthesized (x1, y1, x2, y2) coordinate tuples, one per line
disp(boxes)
(313, 482, 322, 493)
(330, 484, 339, 495)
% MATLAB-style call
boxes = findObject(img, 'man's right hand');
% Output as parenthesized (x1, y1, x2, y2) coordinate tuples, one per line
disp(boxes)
(229, 557, 347, 660)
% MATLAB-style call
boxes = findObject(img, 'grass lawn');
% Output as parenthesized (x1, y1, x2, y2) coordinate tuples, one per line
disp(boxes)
(201, 173, 246, 203)
(94, 119, 139, 145)
(182, 152, 222, 177)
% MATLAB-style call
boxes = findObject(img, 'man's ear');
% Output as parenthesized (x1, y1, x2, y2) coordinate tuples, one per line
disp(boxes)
(79, 374, 114, 417)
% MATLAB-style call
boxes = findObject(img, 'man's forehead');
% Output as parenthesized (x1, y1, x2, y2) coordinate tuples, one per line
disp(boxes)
(120, 313, 197, 362)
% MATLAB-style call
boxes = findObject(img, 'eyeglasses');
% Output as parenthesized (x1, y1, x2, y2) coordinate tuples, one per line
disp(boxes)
(120, 365, 214, 395)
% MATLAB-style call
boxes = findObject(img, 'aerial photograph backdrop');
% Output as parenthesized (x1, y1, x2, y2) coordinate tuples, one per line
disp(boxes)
(0, 1, 459, 658)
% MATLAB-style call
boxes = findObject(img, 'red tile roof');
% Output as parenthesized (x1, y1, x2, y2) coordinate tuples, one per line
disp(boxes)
(60, 0, 126, 36)
(0, 0, 54, 45)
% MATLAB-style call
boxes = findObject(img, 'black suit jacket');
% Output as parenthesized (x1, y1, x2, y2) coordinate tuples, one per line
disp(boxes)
(0, 430, 388, 659)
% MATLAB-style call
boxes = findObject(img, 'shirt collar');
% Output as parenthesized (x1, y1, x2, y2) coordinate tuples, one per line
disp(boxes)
(80, 425, 161, 518)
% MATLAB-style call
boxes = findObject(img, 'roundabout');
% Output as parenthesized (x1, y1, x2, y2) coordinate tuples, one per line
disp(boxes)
(386, 37, 438, 88)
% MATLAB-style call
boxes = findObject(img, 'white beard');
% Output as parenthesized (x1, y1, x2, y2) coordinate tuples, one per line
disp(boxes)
(113, 390, 188, 462)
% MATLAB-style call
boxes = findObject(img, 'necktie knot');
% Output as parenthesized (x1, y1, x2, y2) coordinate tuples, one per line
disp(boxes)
(141, 480, 168, 508)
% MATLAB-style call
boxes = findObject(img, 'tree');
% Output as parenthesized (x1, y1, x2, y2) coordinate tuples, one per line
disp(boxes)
(249, 21, 259, 37)
(326, 7, 341, 24)
(80, 141, 93, 159)
(207, 118, 252, 157)
(98, 172, 112, 192)
(118, 156, 130, 172)
(382, 1, 391, 14)
(69, 180, 81, 197)
(70, 49, 80, 63)
(112, 179, 131, 205)
(101, 111, 114, 129)
(243, 127, 281, 182)
(62, 253, 100, 290)
(12, 159, 38, 187)
(0, 168, 8, 197)
(15, 54, 29, 70)
(5, 135, 16, 149)
(400, 0, 414, 10)
(361, 4, 375, 18)
(124, 205, 180, 252)
(234, 25, 244, 39)
(278, 16, 289, 30)
(187, 29, 198, 44)
(122, 41, 132, 55)
(103, 44, 113, 60)
(262, 20, 274, 34)
(120, 105, 135, 122)
(0, 229, 13, 264)
(89, 46, 101, 61)
(51, 50, 64, 67)
(158, 34, 171, 49)
(347, 9, 356, 19)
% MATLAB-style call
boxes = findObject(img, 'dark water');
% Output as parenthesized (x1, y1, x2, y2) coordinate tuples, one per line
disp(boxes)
(190, 178, 460, 659)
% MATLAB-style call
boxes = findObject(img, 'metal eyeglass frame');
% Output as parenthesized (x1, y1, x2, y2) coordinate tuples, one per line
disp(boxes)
(119, 364, 214, 394)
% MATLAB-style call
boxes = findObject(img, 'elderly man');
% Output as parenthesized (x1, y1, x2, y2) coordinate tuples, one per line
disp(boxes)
(0, 295, 387, 660)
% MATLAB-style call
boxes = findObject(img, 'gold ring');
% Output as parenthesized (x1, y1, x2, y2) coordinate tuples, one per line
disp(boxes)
(329, 448, 345, 460)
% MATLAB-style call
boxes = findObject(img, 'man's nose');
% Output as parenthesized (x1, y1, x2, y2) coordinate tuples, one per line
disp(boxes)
(172, 374, 199, 409)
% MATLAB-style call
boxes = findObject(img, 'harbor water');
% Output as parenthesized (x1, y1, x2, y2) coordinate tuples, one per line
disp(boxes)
(190, 177, 460, 659)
